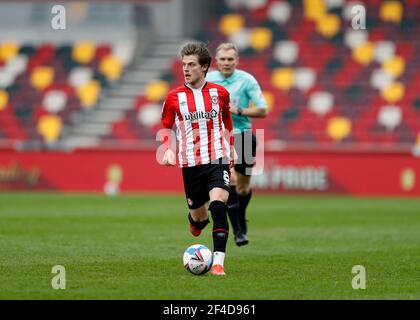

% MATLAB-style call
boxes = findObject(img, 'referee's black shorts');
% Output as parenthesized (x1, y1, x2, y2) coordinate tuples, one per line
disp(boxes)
(234, 130, 257, 176)
(182, 160, 230, 210)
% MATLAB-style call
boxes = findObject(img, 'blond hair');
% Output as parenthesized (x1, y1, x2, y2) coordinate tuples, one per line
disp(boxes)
(215, 43, 239, 57)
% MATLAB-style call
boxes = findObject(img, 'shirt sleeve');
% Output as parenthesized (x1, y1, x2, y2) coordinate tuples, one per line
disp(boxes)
(221, 89, 234, 147)
(247, 75, 267, 109)
(161, 93, 175, 129)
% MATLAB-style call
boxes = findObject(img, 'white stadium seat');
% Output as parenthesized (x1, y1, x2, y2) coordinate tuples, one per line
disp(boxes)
(377, 105, 402, 131)
(267, 1, 292, 25)
(308, 91, 334, 116)
(294, 68, 316, 91)
(68, 67, 93, 88)
(137, 102, 161, 127)
(374, 41, 396, 64)
(273, 40, 299, 65)
(43, 90, 67, 113)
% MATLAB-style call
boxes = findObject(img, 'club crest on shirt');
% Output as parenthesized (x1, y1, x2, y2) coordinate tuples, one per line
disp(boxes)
(211, 96, 219, 105)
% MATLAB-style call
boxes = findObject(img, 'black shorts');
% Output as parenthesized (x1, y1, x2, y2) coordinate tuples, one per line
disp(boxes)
(182, 161, 230, 209)
(234, 130, 257, 176)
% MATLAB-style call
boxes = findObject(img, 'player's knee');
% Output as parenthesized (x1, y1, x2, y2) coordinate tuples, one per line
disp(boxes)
(210, 192, 229, 203)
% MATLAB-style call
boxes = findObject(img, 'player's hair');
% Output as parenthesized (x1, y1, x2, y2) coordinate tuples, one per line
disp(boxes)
(215, 42, 239, 57)
(180, 42, 212, 76)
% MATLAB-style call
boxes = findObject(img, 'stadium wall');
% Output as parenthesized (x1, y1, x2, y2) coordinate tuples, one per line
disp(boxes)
(0, 149, 419, 196)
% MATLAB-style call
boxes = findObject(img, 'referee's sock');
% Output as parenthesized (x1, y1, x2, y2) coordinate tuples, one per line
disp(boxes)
(238, 189, 252, 235)
(226, 186, 241, 236)
(209, 200, 229, 253)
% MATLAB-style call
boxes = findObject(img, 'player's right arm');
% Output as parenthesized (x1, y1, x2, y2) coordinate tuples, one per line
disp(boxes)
(161, 92, 176, 166)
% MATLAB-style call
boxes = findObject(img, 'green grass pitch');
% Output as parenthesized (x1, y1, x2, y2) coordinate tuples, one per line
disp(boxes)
(0, 192, 419, 299)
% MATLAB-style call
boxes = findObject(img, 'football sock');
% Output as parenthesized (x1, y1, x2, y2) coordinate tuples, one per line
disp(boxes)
(209, 200, 229, 253)
(188, 212, 209, 230)
(226, 186, 241, 235)
(213, 251, 225, 267)
(238, 189, 252, 235)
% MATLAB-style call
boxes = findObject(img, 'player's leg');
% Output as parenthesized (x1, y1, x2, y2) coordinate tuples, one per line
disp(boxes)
(205, 163, 231, 275)
(208, 186, 229, 275)
(234, 131, 256, 237)
(228, 168, 249, 246)
(227, 131, 248, 246)
(226, 167, 242, 239)
(182, 166, 210, 237)
(188, 204, 210, 237)
(235, 172, 252, 235)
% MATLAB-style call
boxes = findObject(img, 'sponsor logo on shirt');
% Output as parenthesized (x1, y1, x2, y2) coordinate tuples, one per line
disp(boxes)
(183, 109, 218, 122)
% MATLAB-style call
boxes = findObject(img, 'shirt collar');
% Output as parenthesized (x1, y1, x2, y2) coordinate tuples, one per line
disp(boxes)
(185, 81, 207, 91)
(222, 70, 236, 84)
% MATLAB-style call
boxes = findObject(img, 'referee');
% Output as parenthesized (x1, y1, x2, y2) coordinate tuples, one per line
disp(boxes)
(207, 43, 268, 247)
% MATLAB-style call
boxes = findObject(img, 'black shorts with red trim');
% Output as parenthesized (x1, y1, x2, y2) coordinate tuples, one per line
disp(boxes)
(182, 160, 230, 210)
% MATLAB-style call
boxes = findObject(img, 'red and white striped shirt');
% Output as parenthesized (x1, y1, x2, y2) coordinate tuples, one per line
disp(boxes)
(161, 81, 234, 168)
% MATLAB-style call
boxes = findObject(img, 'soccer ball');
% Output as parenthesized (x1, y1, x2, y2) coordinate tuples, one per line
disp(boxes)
(183, 244, 213, 275)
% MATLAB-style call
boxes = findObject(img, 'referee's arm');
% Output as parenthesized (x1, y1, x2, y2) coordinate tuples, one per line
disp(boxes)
(235, 76, 267, 118)
(237, 106, 267, 118)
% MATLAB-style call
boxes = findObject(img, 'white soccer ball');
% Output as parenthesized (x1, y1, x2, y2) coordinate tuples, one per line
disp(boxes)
(183, 244, 213, 275)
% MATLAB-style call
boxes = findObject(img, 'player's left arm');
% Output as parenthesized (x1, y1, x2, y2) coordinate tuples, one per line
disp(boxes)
(238, 76, 268, 118)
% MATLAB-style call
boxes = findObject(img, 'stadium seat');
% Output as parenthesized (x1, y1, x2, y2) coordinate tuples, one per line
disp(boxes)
(219, 14, 245, 36)
(303, 0, 326, 22)
(72, 41, 96, 65)
(326, 116, 351, 141)
(377, 105, 402, 131)
(99, 55, 122, 82)
(0, 42, 19, 61)
(43, 90, 67, 114)
(68, 67, 93, 88)
(271, 68, 294, 91)
(308, 91, 334, 116)
(344, 29, 369, 49)
(273, 41, 298, 65)
(379, 0, 403, 24)
(137, 102, 162, 127)
(249, 27, 272, 52)
(77, 80, 100, 108)
(30, 66, 54, 91)
(229, 28, 251, 51)
(373, 41, 396, 63)
(382, 55, 405, 78)
(0, 90, 8, 110)
(37, 114, 62, 143)
(381, 82, 405, 104)
(145, 80, 170, 102)
(294, 68, 316, 92)
(370, 69, 394, 90)
(267, 1, 292, 24)
(352, 42, 375, 65)
(316, 14, 341, 38)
